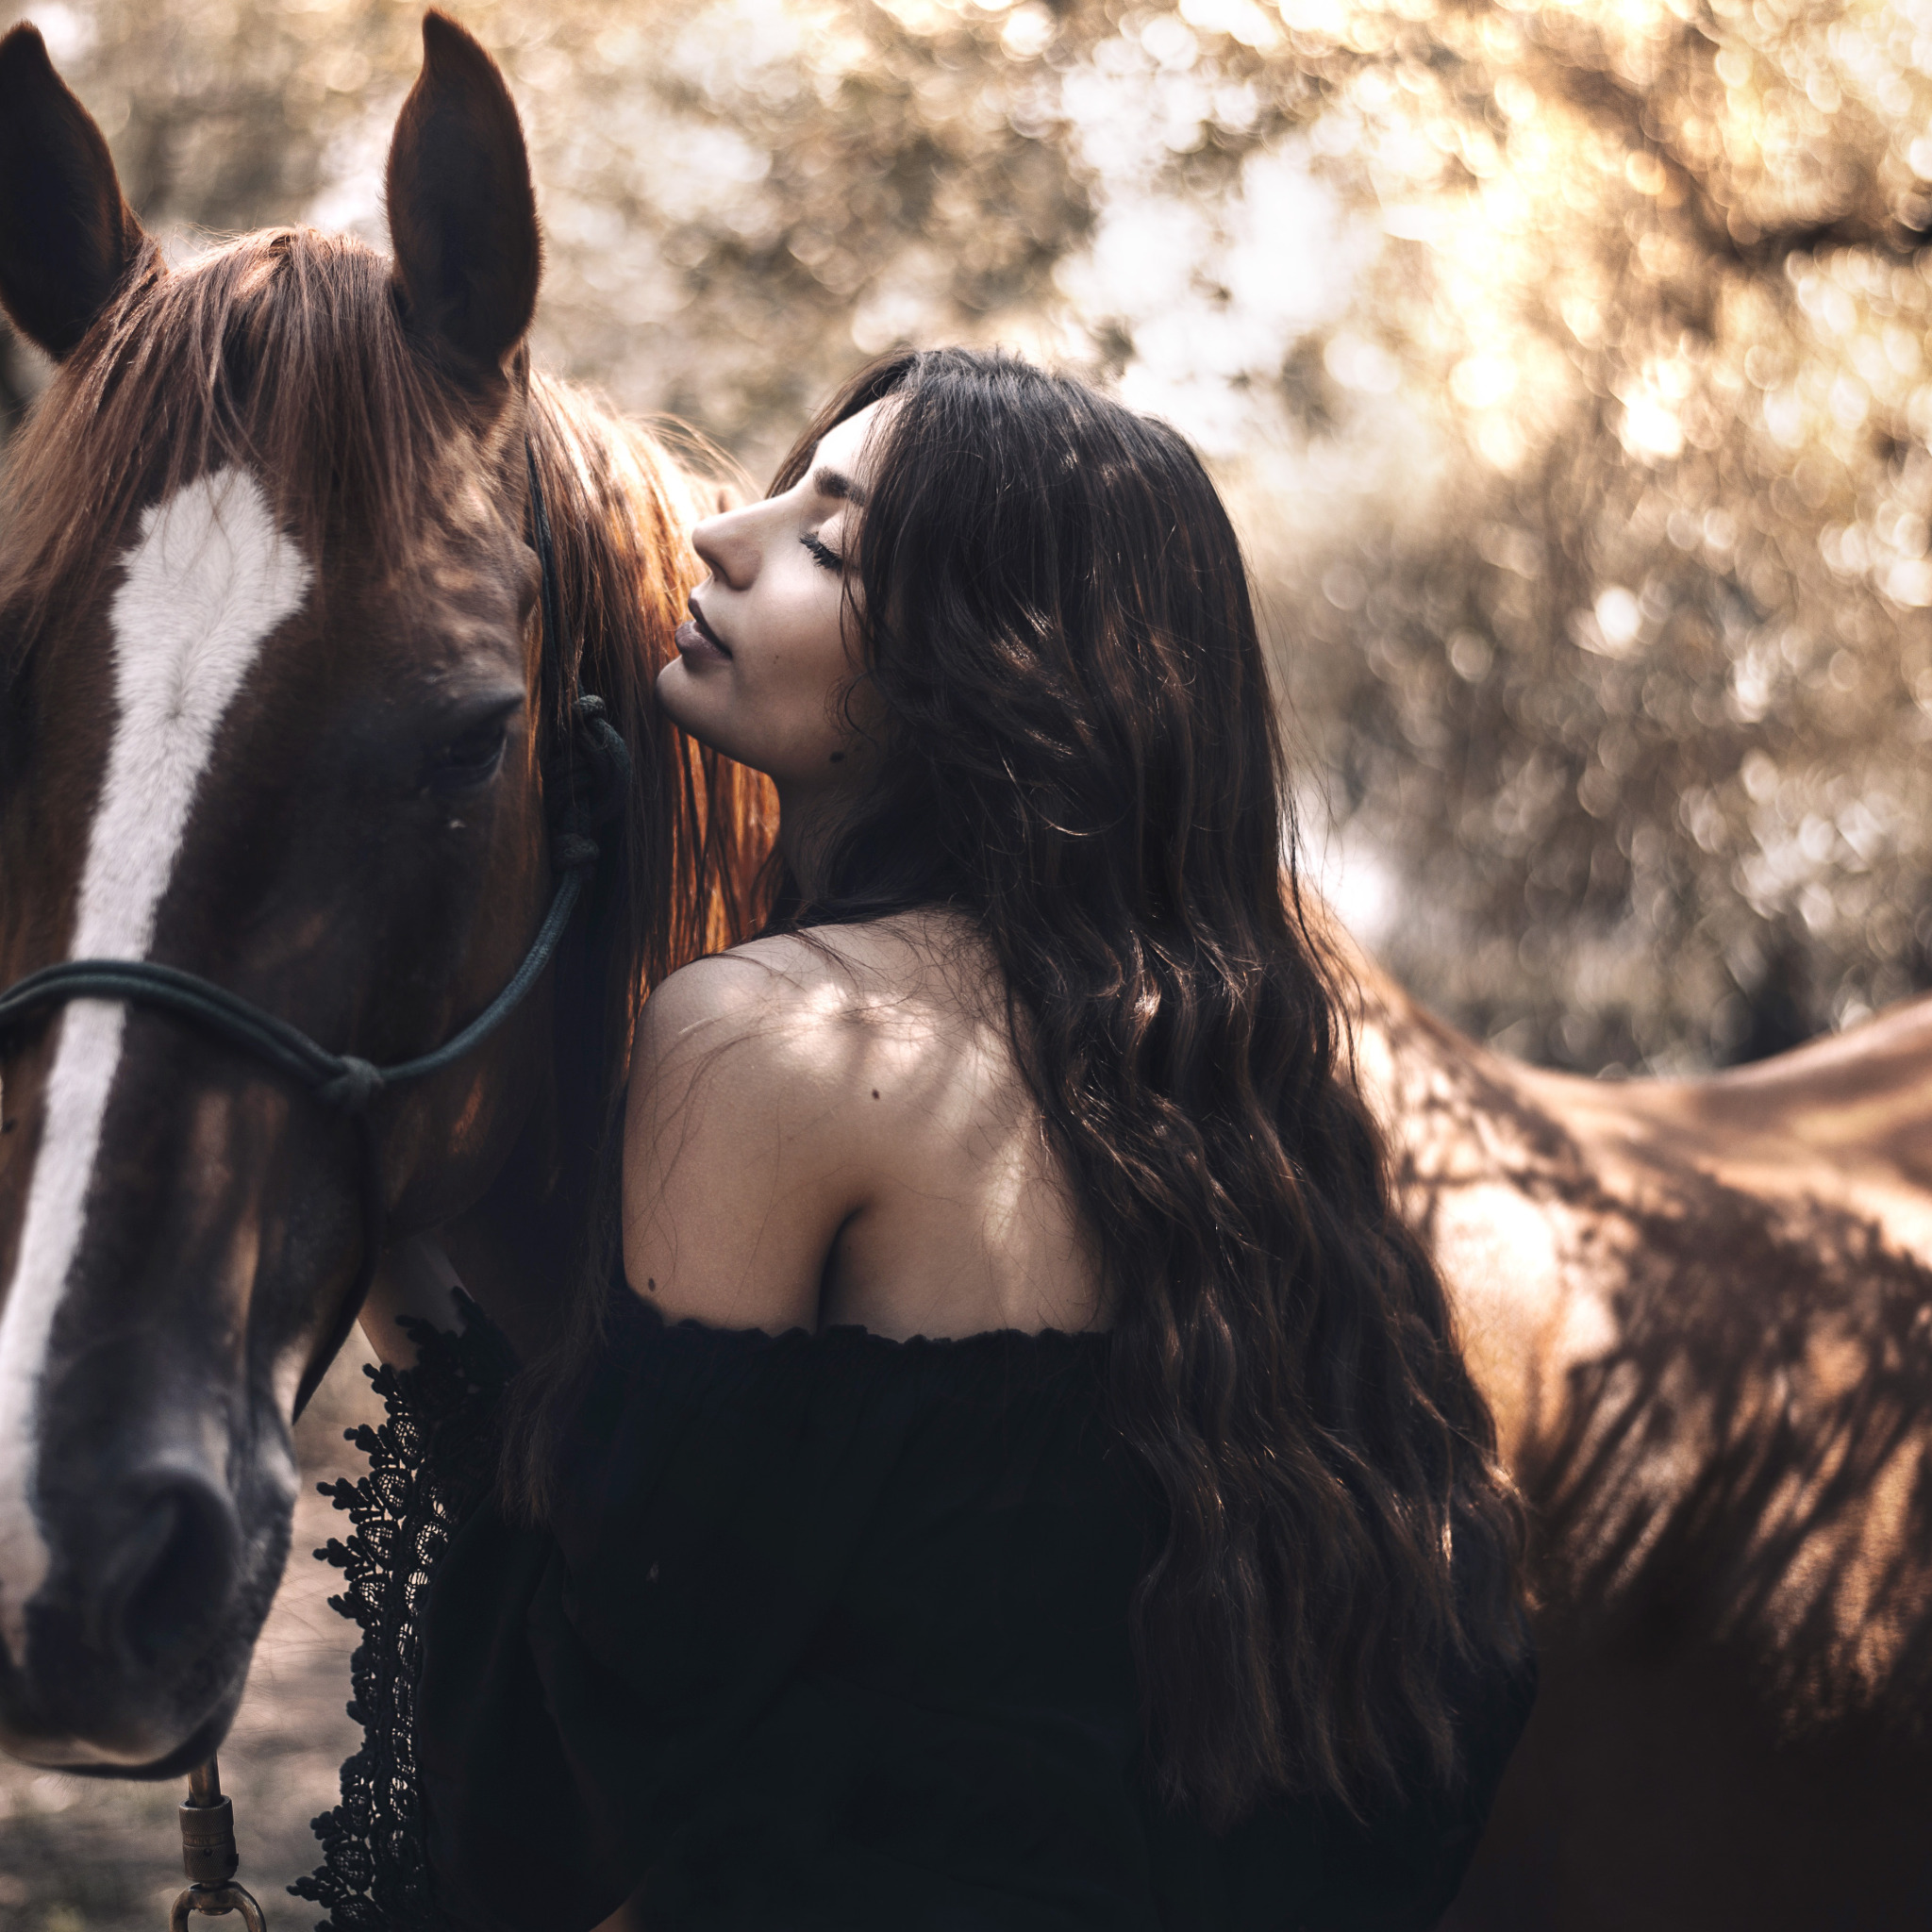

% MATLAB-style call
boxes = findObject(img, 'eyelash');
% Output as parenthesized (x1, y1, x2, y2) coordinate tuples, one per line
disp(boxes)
(801, 532, 842, 574)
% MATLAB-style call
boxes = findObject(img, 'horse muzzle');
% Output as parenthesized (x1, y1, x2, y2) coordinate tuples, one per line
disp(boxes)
(0, 1343, 290, 1773)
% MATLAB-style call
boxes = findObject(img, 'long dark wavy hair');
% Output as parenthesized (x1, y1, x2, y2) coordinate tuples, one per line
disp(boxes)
(769, 347, 1526, 1828)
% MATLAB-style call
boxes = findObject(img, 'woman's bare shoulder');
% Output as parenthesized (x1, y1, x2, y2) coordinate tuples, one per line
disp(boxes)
(628, 925, 921, 1127)
(636, 930, 863, 1050)
(622, 939, 884, 1334)
(625, 910, 1100, 1340)
(641, 911, 994, 1049)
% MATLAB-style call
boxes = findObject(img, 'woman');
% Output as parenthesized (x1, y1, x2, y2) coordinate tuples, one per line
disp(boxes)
(332, 348, 1533, 1932)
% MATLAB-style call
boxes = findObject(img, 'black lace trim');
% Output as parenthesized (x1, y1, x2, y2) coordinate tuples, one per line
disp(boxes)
(291, 1307, 513, 1932)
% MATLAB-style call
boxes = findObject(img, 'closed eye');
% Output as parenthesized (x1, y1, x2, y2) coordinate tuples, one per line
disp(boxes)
(801, 532, 843, 574)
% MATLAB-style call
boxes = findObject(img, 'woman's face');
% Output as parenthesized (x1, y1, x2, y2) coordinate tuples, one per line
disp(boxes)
(657, 400, 889, 794)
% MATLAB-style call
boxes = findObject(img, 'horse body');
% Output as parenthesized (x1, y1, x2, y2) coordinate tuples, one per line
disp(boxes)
(1345, 941, 1932, 1926)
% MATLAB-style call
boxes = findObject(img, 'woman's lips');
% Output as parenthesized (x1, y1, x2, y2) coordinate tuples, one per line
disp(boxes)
(675, 608, 732, 661)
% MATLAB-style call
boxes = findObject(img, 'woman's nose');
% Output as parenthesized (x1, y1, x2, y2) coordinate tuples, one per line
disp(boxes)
(691, 508, 758, 591)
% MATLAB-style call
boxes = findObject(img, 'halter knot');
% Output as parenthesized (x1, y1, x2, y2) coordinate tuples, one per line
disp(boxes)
(552, 830, 601, 873)
(320, 1057, 384, 1114)
(574, 696, 634, 830)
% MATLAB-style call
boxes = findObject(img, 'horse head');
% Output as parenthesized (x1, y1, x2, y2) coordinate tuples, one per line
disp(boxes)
(0, 11, 747, 1774)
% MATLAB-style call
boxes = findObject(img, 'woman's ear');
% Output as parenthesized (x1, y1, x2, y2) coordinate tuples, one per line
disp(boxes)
(385, 10, 541, 394)
(0, 23, 151, 360)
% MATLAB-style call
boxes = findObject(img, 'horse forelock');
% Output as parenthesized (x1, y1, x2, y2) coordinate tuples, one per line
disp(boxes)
(0, 226, 483, 669)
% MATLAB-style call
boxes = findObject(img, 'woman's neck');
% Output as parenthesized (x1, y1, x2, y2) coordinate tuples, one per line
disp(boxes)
(774, 777, 858, 901)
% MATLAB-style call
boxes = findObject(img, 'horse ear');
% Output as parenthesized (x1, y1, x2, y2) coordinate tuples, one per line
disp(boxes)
(0, 23, 149, 360)
(386, 11, 541, 392)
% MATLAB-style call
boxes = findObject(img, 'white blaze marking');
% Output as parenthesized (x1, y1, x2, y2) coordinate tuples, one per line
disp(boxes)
(0, 470, 309, 1662)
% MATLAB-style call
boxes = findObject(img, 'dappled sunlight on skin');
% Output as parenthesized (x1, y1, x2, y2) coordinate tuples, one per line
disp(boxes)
(794, 924, 1103, 1340)
(626, 908, 1104, 1341)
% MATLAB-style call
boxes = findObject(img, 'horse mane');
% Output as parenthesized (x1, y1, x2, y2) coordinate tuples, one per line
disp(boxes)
(0, 228, 454, 642)
(522, 372, 774, 1156)
(0, 218, 774, 1202)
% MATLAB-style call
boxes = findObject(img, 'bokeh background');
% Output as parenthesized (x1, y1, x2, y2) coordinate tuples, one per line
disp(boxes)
(11, 0, 1932, 1078)
(18, 0, 1932, 1090)
(7, 0, 1932, 1914)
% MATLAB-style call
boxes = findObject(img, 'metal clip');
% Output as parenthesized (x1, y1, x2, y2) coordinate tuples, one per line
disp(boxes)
(168, 1756, 266, 1930)
(169, 1884, 267, 1932)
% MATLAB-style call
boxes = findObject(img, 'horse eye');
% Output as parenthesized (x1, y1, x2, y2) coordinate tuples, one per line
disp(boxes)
(427, 720, 510, 792)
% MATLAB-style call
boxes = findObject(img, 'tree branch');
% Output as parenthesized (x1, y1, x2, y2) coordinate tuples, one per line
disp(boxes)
(1531, 32, 1930, 273)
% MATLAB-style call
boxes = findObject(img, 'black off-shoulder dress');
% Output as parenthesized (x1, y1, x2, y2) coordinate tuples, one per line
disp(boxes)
(295, 1286, 1533, 1932)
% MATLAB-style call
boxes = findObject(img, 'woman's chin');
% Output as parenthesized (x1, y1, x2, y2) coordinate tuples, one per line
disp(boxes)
(656, 656, 717, 738)
(655, 657, 753, 768)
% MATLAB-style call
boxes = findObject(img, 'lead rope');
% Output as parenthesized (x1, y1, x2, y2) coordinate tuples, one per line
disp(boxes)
(170, 1754, 266, 1931)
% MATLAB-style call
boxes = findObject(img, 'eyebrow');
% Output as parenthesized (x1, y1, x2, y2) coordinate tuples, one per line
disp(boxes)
(808, 464, 867, 509)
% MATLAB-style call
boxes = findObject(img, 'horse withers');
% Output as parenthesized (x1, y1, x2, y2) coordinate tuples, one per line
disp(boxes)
(0, 14, 760, 1774)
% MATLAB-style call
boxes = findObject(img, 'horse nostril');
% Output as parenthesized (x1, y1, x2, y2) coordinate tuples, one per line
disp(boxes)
(106, 1476, 238, 1672)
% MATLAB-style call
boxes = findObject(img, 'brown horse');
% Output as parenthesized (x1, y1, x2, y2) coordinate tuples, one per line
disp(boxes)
(1338, 936, 1932, 1928)
(0, 13, 763, 1774)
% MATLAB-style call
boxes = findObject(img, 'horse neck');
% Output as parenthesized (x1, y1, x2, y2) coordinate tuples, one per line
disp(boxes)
(438, 1021, 608, 1362)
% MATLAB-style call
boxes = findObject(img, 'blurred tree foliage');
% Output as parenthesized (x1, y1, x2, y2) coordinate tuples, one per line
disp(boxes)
(10, 0, 1932, 1071)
